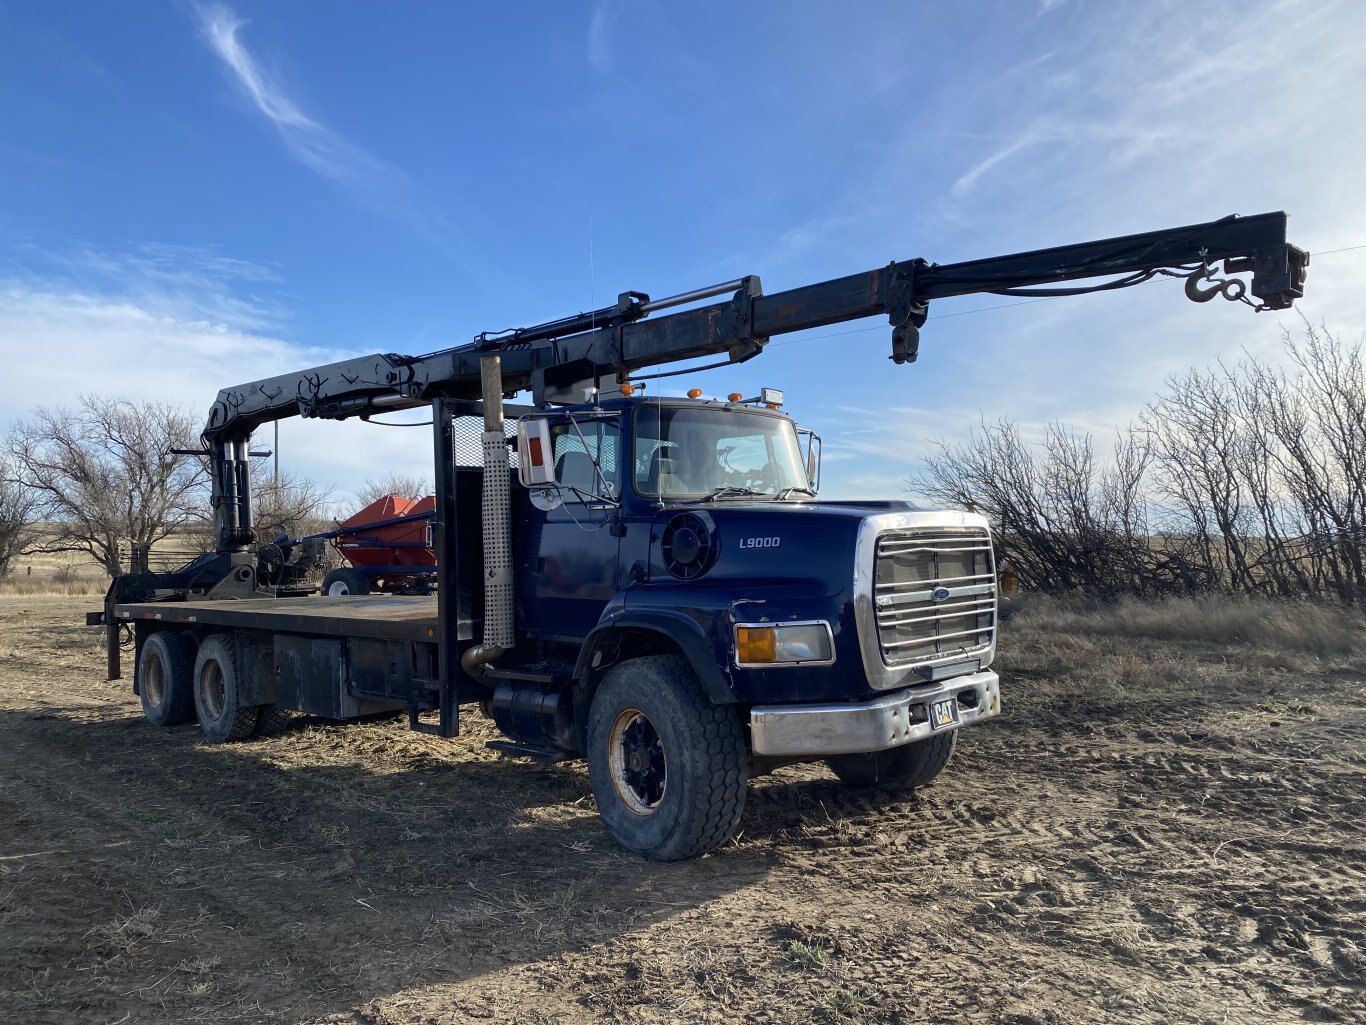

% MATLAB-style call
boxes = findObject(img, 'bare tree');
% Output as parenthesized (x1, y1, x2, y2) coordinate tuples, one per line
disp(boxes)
(1258, 322, 1366, 600)
(8, 396, 209, 576)
(1140, 321, 1366, 601)
(252, 465, 334, 540)
(0, 454, 39, 578)
(352, 472, 429, 513)
(1142, 365, 1262, 591)
(910, 418, 1168, 596)
(910, 320, 1366, 601)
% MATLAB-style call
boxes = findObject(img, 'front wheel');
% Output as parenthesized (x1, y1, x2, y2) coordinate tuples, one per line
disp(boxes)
(826, 731, 957, 791)
(586, 654, 746, 861)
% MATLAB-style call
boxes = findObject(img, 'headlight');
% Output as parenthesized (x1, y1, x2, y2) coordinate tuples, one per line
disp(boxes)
(734, 621, 834, 666)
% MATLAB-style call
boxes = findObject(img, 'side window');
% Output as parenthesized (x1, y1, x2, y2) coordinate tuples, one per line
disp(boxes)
(549, 419, 620, 502)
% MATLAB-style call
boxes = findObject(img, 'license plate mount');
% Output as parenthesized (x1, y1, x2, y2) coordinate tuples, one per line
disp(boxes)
(929, 696, 960, 731)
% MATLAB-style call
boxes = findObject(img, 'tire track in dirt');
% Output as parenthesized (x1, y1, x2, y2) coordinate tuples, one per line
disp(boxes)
(3, 597, 1364, 1024)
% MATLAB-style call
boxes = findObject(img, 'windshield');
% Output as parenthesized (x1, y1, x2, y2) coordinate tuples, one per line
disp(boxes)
(633, 404, 808, 499)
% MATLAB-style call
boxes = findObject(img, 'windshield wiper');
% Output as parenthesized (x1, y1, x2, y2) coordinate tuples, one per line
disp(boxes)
(775, 486, 817, 500)
(695, 486, 768, 502)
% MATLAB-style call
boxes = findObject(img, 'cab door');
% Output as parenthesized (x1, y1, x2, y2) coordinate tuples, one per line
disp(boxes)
(517, 416, 623, 642)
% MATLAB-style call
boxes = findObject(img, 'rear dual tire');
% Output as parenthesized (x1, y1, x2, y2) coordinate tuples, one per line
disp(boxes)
(138, 631, 272, 742)
(192, 634, 260, 743)
(137, 632, 196, 727)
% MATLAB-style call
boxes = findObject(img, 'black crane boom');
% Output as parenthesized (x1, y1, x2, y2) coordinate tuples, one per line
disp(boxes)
(199, 211, 1306, 551)
(203, 211, 1305, 442)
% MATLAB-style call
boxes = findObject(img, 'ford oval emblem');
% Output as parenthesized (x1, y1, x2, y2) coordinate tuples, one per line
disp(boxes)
(931, 586, 951, 602)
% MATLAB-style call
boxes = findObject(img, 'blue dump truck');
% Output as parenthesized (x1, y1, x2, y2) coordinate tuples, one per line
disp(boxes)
(93, 214, 1307, 858)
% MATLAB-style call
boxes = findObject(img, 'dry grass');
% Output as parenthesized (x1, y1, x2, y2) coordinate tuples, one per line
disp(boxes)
(0, 549, 108, 596)
(1008, 591, 1366, 657)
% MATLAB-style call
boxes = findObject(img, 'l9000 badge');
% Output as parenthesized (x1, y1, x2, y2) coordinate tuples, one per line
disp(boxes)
(739, 537, 781, 549)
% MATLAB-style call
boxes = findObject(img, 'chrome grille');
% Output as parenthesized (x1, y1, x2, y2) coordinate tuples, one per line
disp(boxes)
(874, 528, 995, 667)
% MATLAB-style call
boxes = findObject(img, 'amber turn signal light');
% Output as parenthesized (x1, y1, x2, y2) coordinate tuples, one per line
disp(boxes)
(735, 626, 777, 664)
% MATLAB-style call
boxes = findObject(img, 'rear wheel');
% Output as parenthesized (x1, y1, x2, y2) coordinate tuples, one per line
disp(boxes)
(322, 568, 371, 596)
(254, 705, 293, 737)
(193, 634, 258, 743)
(586, 654, 746, 861)
(826, 731, 957, 791)
(137, 631, 195, 727)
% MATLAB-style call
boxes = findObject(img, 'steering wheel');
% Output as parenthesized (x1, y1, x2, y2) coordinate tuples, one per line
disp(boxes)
(742, 461, 777, 490)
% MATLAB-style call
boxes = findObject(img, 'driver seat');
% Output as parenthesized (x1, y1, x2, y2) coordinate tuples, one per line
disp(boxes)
(644, 451, 689, 495)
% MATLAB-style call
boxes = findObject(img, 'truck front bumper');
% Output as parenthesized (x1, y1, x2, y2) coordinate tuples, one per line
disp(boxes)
(748, 669, 1000, 758)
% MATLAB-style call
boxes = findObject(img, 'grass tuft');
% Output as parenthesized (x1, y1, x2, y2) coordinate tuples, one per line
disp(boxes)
(783, 939, 833, 971)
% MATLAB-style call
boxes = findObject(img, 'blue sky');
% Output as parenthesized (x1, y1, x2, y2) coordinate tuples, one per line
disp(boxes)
(2, 0, 1363, 505)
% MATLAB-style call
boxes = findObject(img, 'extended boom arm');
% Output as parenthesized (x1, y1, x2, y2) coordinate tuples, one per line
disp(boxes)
(203, 211, 1307, 550)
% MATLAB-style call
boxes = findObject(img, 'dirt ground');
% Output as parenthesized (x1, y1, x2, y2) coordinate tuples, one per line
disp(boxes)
(0, 595, 1362, 1025)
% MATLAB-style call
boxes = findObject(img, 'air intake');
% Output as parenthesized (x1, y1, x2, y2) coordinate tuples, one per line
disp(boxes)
(661, 512, 717, 580)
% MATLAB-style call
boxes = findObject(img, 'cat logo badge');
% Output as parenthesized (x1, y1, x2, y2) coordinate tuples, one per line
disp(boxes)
(931, 586, 951, 602)
(929, 697, 960, 731)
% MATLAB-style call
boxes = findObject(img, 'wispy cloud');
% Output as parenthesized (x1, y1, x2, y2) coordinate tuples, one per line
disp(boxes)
(950, 130, 1045, 199)
(0, 244, 435, 500)
(5, 241, 287, 333)
(193, 3, 422, 226)
(949, 117, 1183, 200)
(588, 1, 617, 71)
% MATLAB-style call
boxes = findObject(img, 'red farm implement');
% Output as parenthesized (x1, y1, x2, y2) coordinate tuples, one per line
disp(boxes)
(316, 495, 436, 596)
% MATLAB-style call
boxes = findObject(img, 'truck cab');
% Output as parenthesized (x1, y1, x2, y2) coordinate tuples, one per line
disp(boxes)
(491, 390, 1001, 857)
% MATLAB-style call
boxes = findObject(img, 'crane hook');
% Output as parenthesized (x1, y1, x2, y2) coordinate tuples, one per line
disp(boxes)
(1184, 268, 1247, 304)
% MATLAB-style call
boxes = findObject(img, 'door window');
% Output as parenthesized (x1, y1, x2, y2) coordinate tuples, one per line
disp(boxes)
(549, 419, 620, 502)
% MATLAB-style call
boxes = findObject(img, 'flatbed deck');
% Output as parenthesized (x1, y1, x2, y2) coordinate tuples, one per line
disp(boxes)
(113, 595, 462, 643)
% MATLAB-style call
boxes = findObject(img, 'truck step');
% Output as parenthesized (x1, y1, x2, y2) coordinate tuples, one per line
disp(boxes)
(485, 740, 574, 763)
(481, 665, 573, 686)
(408, 717, 454, 737)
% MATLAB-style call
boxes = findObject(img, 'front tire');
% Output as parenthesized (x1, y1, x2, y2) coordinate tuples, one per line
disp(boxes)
(826, 731, 957, 790)
(586, 654, 746, 861)
(193, 634, 259, 743)
(137, 631, 195, 727)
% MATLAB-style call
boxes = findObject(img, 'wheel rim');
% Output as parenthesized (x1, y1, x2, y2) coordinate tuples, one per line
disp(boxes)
(608, 708, 667, 815)
(327, 579, 350, 596)
(143, 651, 166, 709)
(199, 660, 226, 722)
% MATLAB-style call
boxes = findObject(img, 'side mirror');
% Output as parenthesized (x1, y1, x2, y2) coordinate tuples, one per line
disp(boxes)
(798, 428, 822, 492)
(517, 420, 555, 488)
